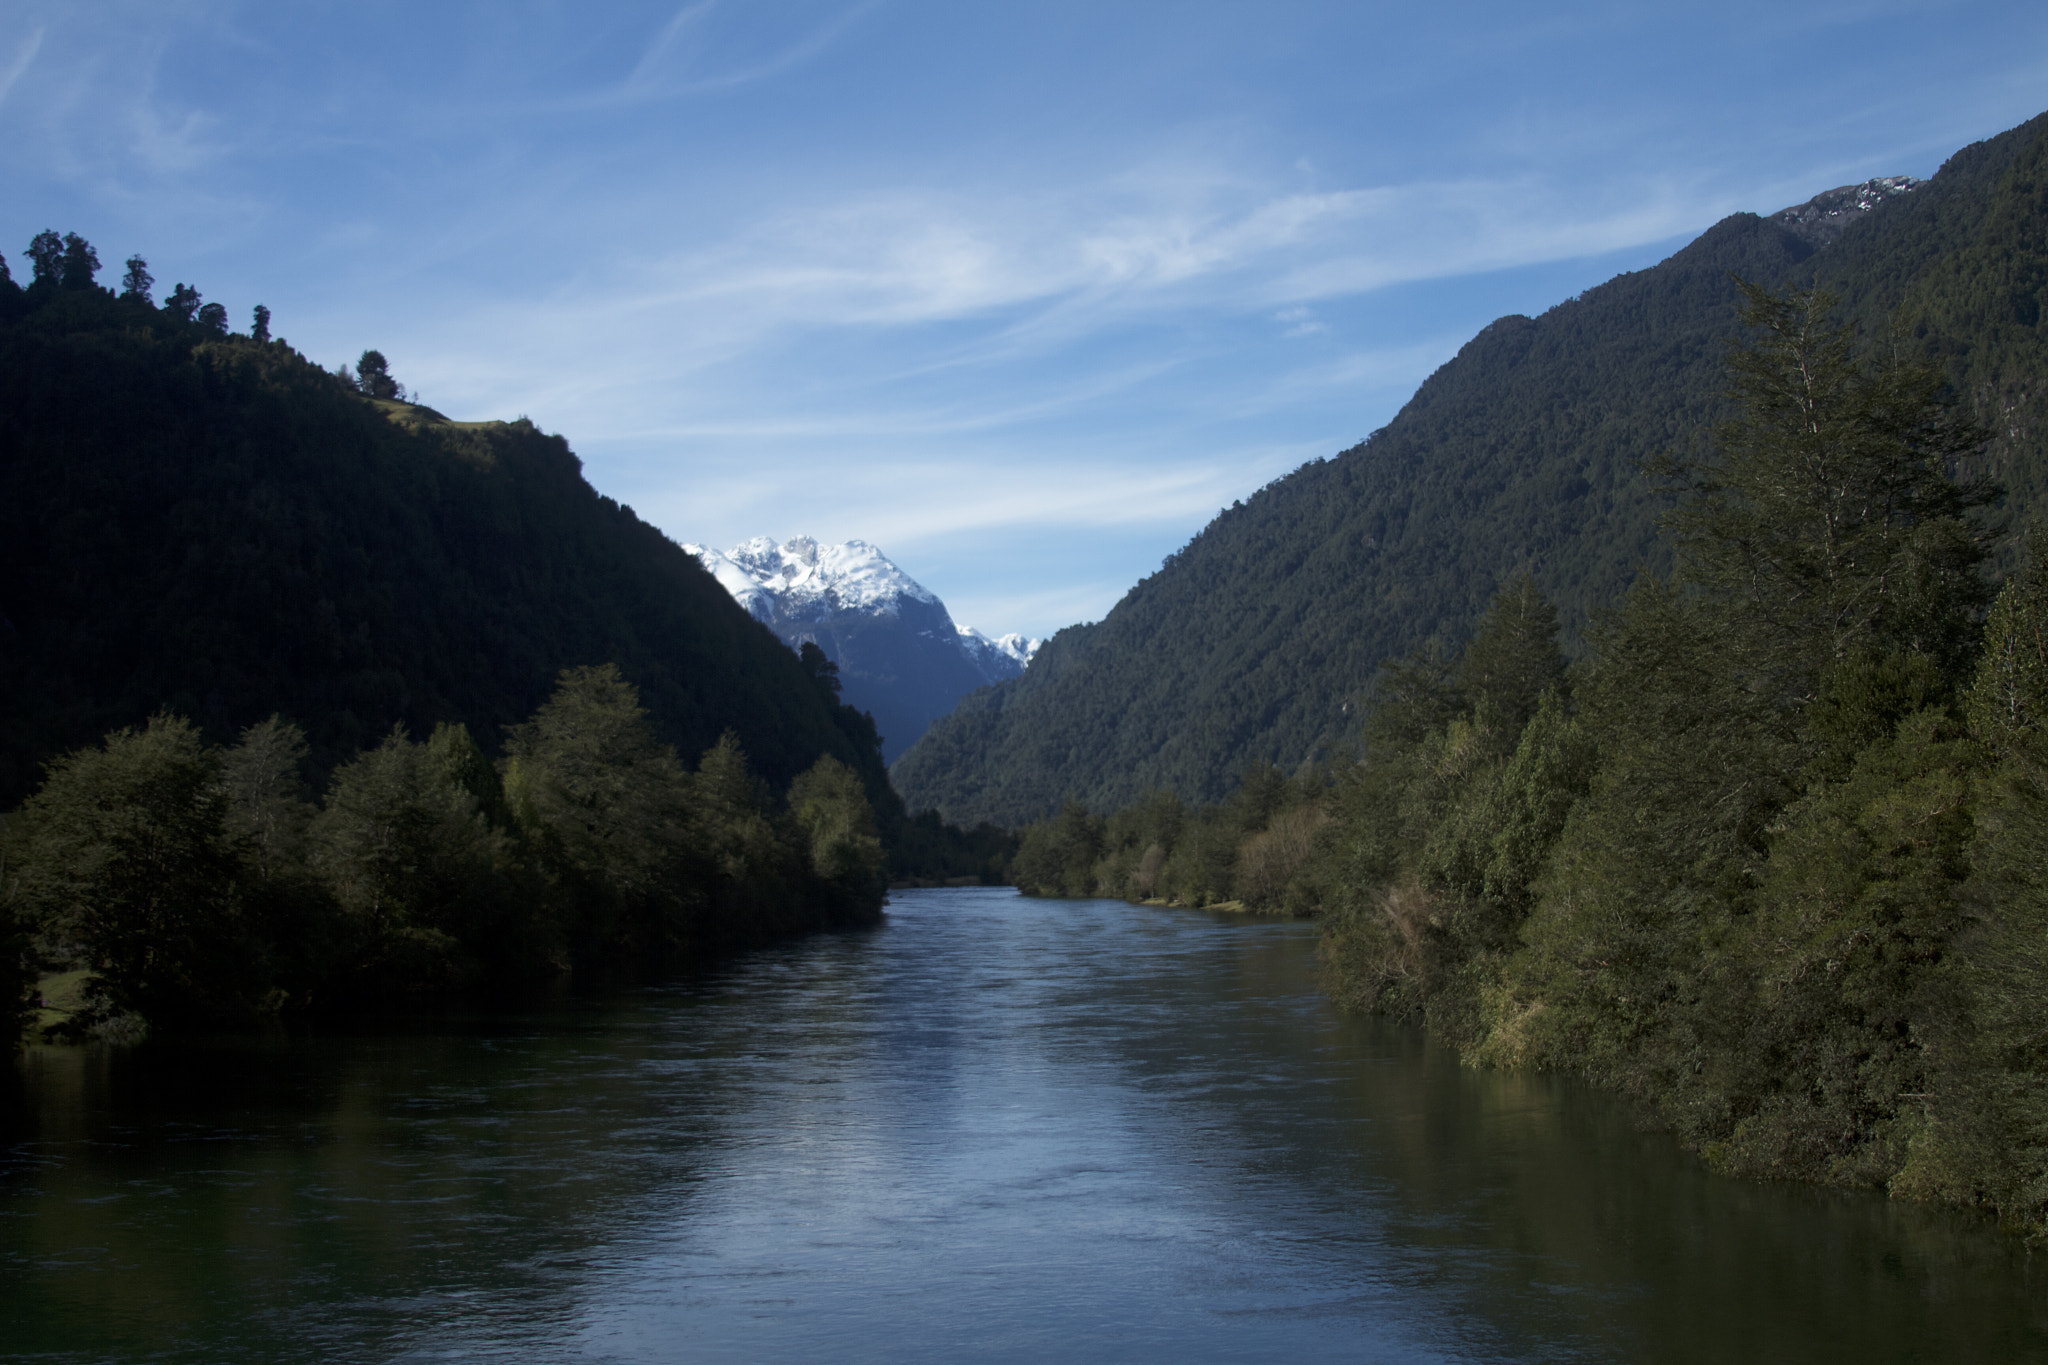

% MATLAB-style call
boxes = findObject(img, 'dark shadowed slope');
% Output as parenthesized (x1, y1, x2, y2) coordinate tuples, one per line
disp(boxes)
(0, 282, 890, 810)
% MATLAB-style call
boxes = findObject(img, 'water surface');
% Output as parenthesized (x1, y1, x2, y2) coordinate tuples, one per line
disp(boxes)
(5, 889, 2045, 1362)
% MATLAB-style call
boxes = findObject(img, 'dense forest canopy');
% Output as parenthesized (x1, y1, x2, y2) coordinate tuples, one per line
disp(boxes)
(895, 111, 2048, 828)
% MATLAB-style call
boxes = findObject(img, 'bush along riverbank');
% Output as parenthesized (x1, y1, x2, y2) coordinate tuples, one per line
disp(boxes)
(1019, 282, 2048, 1238)
(0, 664, 888, 1044)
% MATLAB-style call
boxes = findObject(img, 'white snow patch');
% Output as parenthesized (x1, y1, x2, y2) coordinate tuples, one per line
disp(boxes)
(685, 533, 937, 620)
(687, 534, 1038, 680)
(959, 625, 1042, 669)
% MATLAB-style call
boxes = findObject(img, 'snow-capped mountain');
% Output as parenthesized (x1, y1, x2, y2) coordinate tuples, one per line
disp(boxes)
(684, 535, 1040, 762)
(693, 534, 938, 622)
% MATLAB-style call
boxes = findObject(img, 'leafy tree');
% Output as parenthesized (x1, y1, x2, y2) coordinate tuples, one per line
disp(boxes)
(119, 256, 153, 304)
(163, 282, 201, 323)
(502, 664, 695, 962)
(503, 664, 690, 893)
(59, 234, 99, 290)
(1012, 800, 1103, 896)
(356, 349, 400, 400)
(309, 722, 514, 993)
(223, 716, 316, 882)
(788, 753, 887, 912)
(3, 715, 260, 1032)
(251, 303, 271, 343)
(196, 302, 228, 335)
(25, 231, 62, 286)
(0, 251, 12, 288)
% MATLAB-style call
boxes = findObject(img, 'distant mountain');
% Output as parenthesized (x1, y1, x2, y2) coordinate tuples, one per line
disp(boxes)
(893, 111, 2048, 827)
(685, 536, 1039, 763)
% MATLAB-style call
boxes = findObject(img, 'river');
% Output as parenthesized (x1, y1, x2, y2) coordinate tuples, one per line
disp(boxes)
(4, 888, 2045, 1362)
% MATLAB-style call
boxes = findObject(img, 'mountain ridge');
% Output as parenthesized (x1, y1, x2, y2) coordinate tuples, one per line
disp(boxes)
(893, 110, 2048, 827)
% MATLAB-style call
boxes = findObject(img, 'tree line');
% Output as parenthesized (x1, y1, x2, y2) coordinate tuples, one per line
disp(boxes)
(1, 664, 887, 1043)
(6, 228, 414, 405)
(1015, 281, 2048, 1237)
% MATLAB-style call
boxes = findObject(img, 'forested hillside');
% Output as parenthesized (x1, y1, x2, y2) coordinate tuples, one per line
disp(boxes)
(0, 269, 890, 811)
(1006, 276, 2048, 1231)
(895, 110, 2048, 827)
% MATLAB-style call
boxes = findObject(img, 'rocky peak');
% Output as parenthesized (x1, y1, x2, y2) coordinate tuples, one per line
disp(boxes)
(1771, 175, 1921, 247)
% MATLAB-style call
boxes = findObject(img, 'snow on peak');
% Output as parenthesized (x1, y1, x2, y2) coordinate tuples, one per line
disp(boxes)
(959, 626, 1041, 671)
(684, 534, 938, 621)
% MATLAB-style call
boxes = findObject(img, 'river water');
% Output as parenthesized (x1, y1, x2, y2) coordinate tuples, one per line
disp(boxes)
(4, 888, 2045, 1362)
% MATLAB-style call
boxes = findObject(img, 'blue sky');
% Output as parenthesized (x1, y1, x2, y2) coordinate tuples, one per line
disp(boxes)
(6, 2, 2048, 639)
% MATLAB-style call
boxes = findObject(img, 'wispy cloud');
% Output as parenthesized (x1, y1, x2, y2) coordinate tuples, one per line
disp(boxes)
(615, 0, 875, 101)
(0, 28, 43, 107)
(430, 162, 1729, 401)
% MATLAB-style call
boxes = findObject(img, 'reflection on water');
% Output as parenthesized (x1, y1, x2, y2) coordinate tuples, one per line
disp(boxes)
(5, 889, 2046, 1363)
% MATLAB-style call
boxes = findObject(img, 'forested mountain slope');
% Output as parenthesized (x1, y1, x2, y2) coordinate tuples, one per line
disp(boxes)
(895, 111, 2048, 827)
(0, 279, 890, 812)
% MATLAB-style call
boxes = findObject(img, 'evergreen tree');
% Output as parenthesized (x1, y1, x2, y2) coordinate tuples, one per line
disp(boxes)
(251, 303, 271, 343)
(119, 255, 153, 304)
(196, 302, 228, 335)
